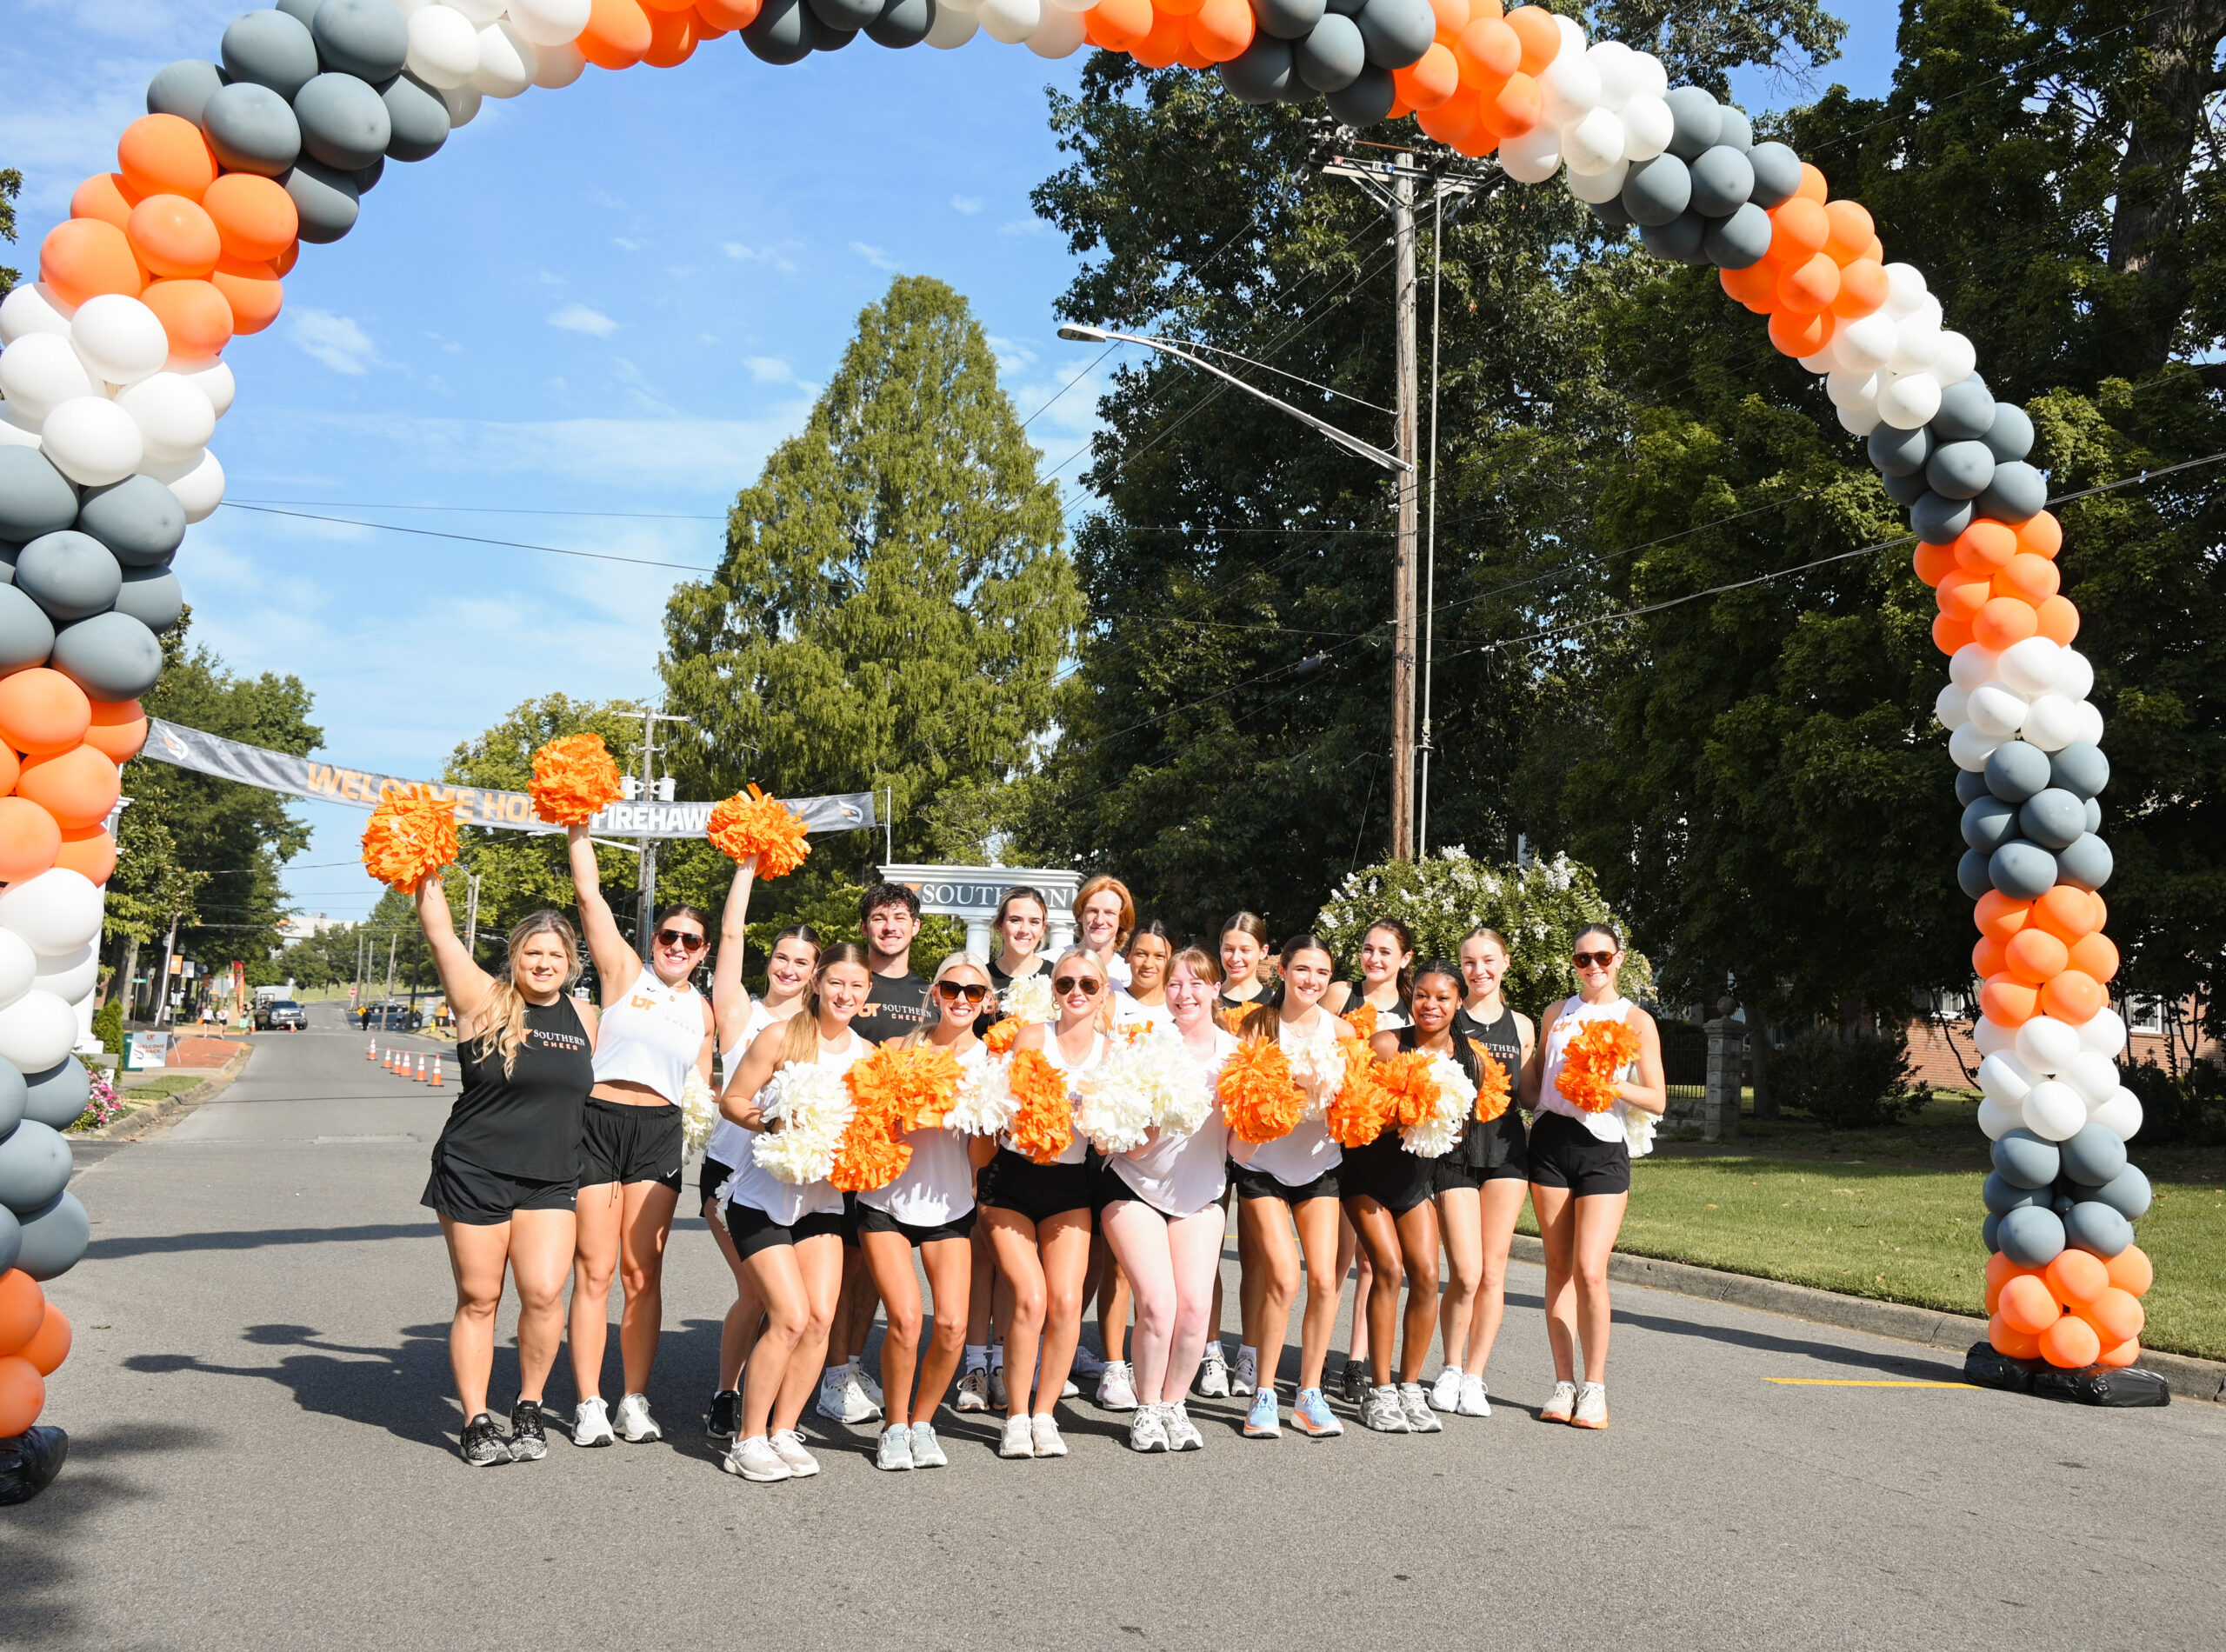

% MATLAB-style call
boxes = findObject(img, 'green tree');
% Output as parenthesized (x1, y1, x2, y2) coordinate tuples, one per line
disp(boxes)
(0, 165, 20, 296)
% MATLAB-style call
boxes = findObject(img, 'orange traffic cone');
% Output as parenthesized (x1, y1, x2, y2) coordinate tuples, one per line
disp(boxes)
(413, 1053, 426, 1082)
(386, 1049, 398, 1073)
(367, 1038, 377, 1062)
(429, 1055, 443, 1089)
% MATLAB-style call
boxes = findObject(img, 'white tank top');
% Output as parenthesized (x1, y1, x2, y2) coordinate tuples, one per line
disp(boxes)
(722, 1027, 868, 1224)
(1243, 1010, 1343, 1187)
(704, 1001, 776, 1176)
(1536, 996, 1640, 1144)
(1112, 1028, 1235, 1216)
(860, 1040, 984, 1226)
(1004, 1027, 1101, 1167)
(591, 969, 705, 1102)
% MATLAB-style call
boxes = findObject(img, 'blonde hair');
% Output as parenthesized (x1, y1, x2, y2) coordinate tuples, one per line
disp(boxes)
(780, 943, 873, 1066)
(473, 911, 583, 1077)
(1050, 945, 1116, 1033)
(898, 952, 991, 1049)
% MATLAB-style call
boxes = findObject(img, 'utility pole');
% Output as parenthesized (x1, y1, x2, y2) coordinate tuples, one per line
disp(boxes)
(383, 929, 397, 1013)
(463, 872, 482, 957)
(622, 703, 693, 962)
(153, 910, 180, 1028)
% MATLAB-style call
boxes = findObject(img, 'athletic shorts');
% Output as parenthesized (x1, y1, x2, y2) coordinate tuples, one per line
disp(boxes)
(1341, 1132, 1436, 1216)
(1527, 1110, 1631, 1198)
(856, 1202, 978, 1246)
(1433, 1112, 1530, 1192)
(724, 1200, 846, 1260)
(977, 1149, 1096, 1227)
(579, 1097, 683, 1191)
(421, 1150, 576, 1227)
(841, 1191, 862, 1249)
(699, 1156, 733, 1214)
(1085, 1152, 1130, 1215)
(1229, 1159, 1340, 1206)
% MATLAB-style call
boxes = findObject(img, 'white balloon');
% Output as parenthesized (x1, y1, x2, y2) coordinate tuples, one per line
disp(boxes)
(1833, 310, 1899, 376)
(1975, 1093, 2021, 1142)
(2015, 1014, 2081, 1076)
(1826, 367, 1880, 412)
(976, 0, 1041, 42)
(0, 929, 35, 1012)
(925, 3, 978, 43)
(2023, 1079, 2087, 1142)
(1620, 95, 1673, 163)
(115, 372, 217, 467)
(449, 0, 504, 20)
(2056, 648, 2095, 703)
(0, 413, 38, 450)
(1539, 53, 1601, 129)
(508, 0, 593, 47)
(2022, 692, 2082, 753)
(1875, 370, 1941, 430)
(1044, 0, 1101, 10)
(30, 943, 97, 1005)
(471, 21, 537, 96)
(1563, 109, 1626, 177)
(1498, 128, 1563, 184)
(1552, 11, 1587, 57)
(0, 869, 104, 954)
(1882, 262, 1929, 317)
(0, 284, 76, 346)
(1625, 50, 1669, 102)
(1564, 157, 1629, 203)
(408, 4, 482, 89)
(1027, 5, 1086, 55)
(69, 294, 170, 387)
(182, 358, 237, 420)
(1798, 345, 1837, 376)
(39, 395, 143, 486)
(1587, 39, 1640, 110)
(2061, 1049, 2120, 1105)
(0, 332, 97, 424)
(940, 0, 983, 11)
(1933, 329, 1976, 386)
(1835, 403, 1881, 437)
(155, 446, 226, 523)
(0, 989, 78, 1074)
(1973, 1016, 2014, 1058)
(1889, 316, 1944, 377)
(2068, 699, 2104, 747)
(1965, 682, 2029, 741)
(1949, 643, 2003, 691)
(1933, 683, 1970, 729)
(443, 82, 483, 126)
(2076, 1005, 2126, 1057)
(1948, 722, 2001, 772)
(2090, 1087, 2142, 1142)
(1996, 635, 2063, 697)
(1976, 1051, 2036, 1106)
(531, 38, 585, 88)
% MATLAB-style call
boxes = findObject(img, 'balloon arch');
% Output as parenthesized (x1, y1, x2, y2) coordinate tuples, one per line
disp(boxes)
(0, 0, 2157, 1486)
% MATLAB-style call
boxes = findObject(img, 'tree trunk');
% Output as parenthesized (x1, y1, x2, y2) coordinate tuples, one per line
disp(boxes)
(2103, 3, 2226, 375)
(119, 935, 140, 1023)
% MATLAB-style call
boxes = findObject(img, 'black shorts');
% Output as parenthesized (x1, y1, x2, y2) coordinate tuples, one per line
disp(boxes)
(842, 1191, 861, 1249)
(699, 1156, 733, 1212)
(422, 1151, 576, 1227)
(1527, 1111, 1631, 1197)
(856, 1202, 978, 1245)
(1086, 1151, 1131, 1215)
(724, 1200, 846, 1260)
(977, 1149, 1096, 1226)
(579, 1097, 683, 1191)
(1341, 1133, 1436, 1216)
(1229, 1159, 1341, 1206)
(1434, 1111, 1530, 1192)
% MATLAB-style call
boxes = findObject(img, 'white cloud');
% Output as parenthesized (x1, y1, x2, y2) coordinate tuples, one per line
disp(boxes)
(850, 241, 902, 273)
(950, 195, 984, 215)
(612, 236, 642, 251)
(550, 303, 621, 338)
(997, 218, 1049, 239)
(289, 310, 379, 376)
(747, 356, 796, 384)
(722, 241, 800, 273)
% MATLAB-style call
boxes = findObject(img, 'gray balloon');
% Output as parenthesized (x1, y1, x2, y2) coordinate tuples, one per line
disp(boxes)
(1325, 63, 1395, 125)
(1702, 201, 1771, 270)
(1977, 460, 2046, 524)
(1271, 70, 1315, 103)
(1621, 154, 1691, 227)
(1867, 423, 1932, 478)
(0, 1120, 71, 1216)
(2083, 796, 2102, 834)
(806, 9, 855, 47)
(1323, 0, 1363, 14)
(1747, 140, 1801, 209)
(1687, 145, 1753, 216)
(1956, 769, 1990, 806)
(21, 1061, 87, 1131)
(2052, 1189, 2076, 1217)
(1982, 1170, 2038, 1216)
(50, 610, 163, 700)
(278, 0, 325, 23)
(354, 154, 384, 195)
(865, 0, 935, 48)
(1590, 197, 1635, 232)
(1962, 794, 2017, 854)
(1639, 212, 1707, 265)
(2018, 787, 2084, 851)
(1981, 1211, 2001, 1253)
(1910, 490, 1974, 545)
(2055, 831, 2112, 892)
(371, 74, 444, 163)
(223, 8, 322, 100)
(1996, 1203, 2065, 1268)
(17, 530, 121, 623)
(113, 567, 184, 634)
(148, 59, 227, 123)
(1984, 403, 2035, 463)
(2059, 1123, 2128, 1188)
(1925, 440, 1996, 502)
(1985, 741, 2051, 803)
(1356, 0, 1432, 70)
(0, 1064, 21, 1137)
(1886, 474, 1936, 510)
(1991, 1129, 2060, 1191)
(0, 587, 56, 674)
(1663, 86, 1722, 160)
(286, 157, 361, 243)
(1251, 0, 1324, 40)
(2050, 742, 2107, 799)
(1930, 377, 1997, 443)
(1713, 104, 1754, 152)
(810, 0, 881, 28)
(1956, 849, 1992, 902)
(0, 1203, 17, 1277)
(314, 0, 409, 81)
(2093, 1163, 2151, 1221)
(12, 1189, 88, 1282)
(203, 81, 303, 177)
(2063, 1200, 2132, 1259)
(295, 72, 391, 171)
(742, 0, 814, 63)
(76, 475, 186, 568)
(1221, 33, 1297, 102)
(0, 449, 80, 543)
(1988, 839, 2057, 901)
(1295, 13, 1365, 91)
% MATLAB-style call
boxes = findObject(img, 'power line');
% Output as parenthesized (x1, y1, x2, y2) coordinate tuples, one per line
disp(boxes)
(217, 503, 721, 572)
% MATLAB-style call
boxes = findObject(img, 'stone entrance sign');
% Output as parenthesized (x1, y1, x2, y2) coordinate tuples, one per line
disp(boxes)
(879, 864, 1083, 963)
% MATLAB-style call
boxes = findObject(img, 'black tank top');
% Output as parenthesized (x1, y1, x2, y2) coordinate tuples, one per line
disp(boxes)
(437, 997, 595, 1182)
(1453, 1003, 1524, 1166)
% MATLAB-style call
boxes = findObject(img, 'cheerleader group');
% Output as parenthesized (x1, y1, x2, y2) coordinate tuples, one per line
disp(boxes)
(407, 845, 1666, 1475)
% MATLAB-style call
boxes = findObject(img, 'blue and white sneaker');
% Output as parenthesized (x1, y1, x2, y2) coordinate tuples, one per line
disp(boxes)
(1243, 1387, 1280, 1438)
(1290, 1387, 1343, 1437)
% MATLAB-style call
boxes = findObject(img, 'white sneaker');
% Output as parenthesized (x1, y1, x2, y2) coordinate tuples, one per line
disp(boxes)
(852, 1362, 884, 1408)
(998, 1415, 1036, 1458)
(1362, 1385, 1410, 1433)
(1457, 1375, 1492, 1417)
(909, 1422, 948, 1469)
(1096, 1360, 1138, 1412)
(1428, 1366, 1463, 1413)
(1163, 1401, 1203, 1451)
(1071, 1342, 1108, 1377)
(1196, 1342, 1230, 1398)
(1030, 1414, 1068, 1457)
(612, 1392, 661, 1442)
(1230, 1348, 1258, 1396)
(1061, 1376, 1080, 1398)
(875, 1425, 914, 1471)
(723, 1435, 789, 1482)
(571, 1397, 615, 1447)
(816, 1369, 876, 1425)
(1128, 1404, 1168, 1453)
(770, 1429, 821, 1476)
(845, 1371, 881, 1419)
(1398, 1382, 1442, 1433)
(1541, 1380, 1577, 1423)
(1572, 1382, 1609, 1429)
(955, 1368, 990, 1412)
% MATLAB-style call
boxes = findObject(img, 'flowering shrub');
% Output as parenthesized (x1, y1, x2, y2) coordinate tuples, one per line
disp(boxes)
(70, 1070, 124, 1133)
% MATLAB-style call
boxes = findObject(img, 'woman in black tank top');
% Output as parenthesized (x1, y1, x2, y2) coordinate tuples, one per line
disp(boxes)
(412, 874, 598, 1467)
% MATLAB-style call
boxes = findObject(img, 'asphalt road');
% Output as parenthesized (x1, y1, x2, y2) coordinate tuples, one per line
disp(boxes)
(14, 1003, 2224, 1650)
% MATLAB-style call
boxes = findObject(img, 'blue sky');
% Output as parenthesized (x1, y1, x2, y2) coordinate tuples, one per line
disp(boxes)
(3, 2, 1898, 929)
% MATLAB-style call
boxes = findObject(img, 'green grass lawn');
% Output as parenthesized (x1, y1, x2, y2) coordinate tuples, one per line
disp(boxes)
(117, 1074, 207, 1102)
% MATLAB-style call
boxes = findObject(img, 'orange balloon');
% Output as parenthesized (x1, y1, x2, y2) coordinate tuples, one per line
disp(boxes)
(0, 1356, 43, 1437)
(1987, 1314, 2041, 1361)
(1190, 0, 1256, 61)
(2004, 926, 2068, 986)
(1767, 307, 1833, 358)
(1455, 17, 1521, 82)
(2016, 510, 2063, 559)
(1176, 36, 1214, 68)
(1450, 121, 1498, 159)
(40, 217, 146, 307)
(1862, 235, 1885, 263)
(1416, 86, 1482, 144)
(1426, 0, 1470, 39)
(1776, 252, 1841, 315)
(1831, 256, 1887, 318)
(1996, 1273, 2060, 1336)
(127, 194, 222, 280)
(641, 0, 694, 10)
(696, 0, 762, 25)
(2038, 1313, 2102, 1369)
(70, 173, 138, 233)
(1971, 595, 2039, 651)
(117, 114, 217, 203)
(1090, 0, 1154, 49)
(1983, 1252, 2029, 1314)
(56, 825, 117, 885)
(1974, 889, 2032, 942)
(2031, 884, 2100, 943)
(2092, 892, 2109, 929)
(1795, 163, 1829, 203)
(2039, 969, 2104, 1024)
(1936, 566, 1993, 622)
(1823, 199, 1874, 263)
(1477, 70, 1542, 137)
(1929, 613, 1973, 655)
(641, 4, 696, 64)
(0, 748, 17, 795)
(2095, 1336, 2141, 1369)
(1719, 260, 1778, 313)
(2104, 1243, 2152, 1298)
(83, 699, 149, 763)
(2068, 930, 2117, 983)
(1766, 197, 1829, 265)
(19, 1302, 70, 1377)
(1979, 973, 2037, 1028)
(0, 799, 62, 883)
(1503, 2, 1558, 71)
(0, 1271, 42, 1356)
(1157, 0, 1206, 17)
(210, 256, 284, 336)
(2035, 595, 2080, 644)
(142, 277, 234, 362)
(273, 240, 300, 278)
(1971, 936, 2007, 980)
(579, 0, 654, 66)
(1395, 42, 1460, 107)
(1130, 6, 1190, 66)
(2044, 1249, 2109, 1307)
(2078, 1285, 2144, 1345)
(0, 669, 92, 757)
(1952, 519, 2018, 572)
(202, 172, 299, 264)
(1994, 552, 2060, 606)
(16, 744, 122, 832)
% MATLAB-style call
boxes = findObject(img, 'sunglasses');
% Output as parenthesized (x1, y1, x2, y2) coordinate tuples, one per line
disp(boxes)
(1571, 950, 1616, 969)
(656, 929, 707, 953)
(936, 982, 990, 1004)
(1052, 976, 1103, 996)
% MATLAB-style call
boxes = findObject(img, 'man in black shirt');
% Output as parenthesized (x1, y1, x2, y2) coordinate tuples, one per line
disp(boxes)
(851, 881, 930, 1046)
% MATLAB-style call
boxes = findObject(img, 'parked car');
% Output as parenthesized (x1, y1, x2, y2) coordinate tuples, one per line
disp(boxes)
(255, 1000, 308, 1031)
(359, 1002, 423, 1031)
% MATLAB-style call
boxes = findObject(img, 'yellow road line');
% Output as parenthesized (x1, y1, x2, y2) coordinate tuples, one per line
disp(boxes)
(1764, 1378, 1976, 1389)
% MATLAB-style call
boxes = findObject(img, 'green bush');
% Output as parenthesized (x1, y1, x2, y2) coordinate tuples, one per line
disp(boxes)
(2119, 1059, 2226, 1147)
(91, 998, 124, 1056)
(1772, 1025, 1927, 1129)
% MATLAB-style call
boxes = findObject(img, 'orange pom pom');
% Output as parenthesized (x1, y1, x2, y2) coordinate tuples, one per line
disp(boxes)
(1345, 1003, 1379, 1042)
(1375, 1049, 1444, 1128)
(528, 733, 623, 825)
(1555, 1019, 1640, 1113)
(706, 784, 812, 878)
(984, 1018, 1019, 1056)
(1471, 1041, 1511, 1120)
(1006, 1048, 1075, 1165)
(830, 1042, 960, 1193)
(1217, 1035, 1301, 1145)
(1326, 1036, 1391, 1149)
(362, 784, 460, 889)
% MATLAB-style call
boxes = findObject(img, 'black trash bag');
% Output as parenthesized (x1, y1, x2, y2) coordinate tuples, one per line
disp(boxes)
(1963, 1340, 2041, 1393)
(2030, 1363, 2173, 1408)
(0, 1425, 68, 1506)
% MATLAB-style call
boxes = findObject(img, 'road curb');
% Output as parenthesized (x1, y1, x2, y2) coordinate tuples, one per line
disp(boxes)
(1507, 1234, 2226, 1404)
(77, 1042, 257, 1144)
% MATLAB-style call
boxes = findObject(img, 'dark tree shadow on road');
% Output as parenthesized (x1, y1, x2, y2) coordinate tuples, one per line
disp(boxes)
(1603, 1304, 1970, 1381)
(85, 1222, 442, 1262)
(123, 1322, 457, 1452)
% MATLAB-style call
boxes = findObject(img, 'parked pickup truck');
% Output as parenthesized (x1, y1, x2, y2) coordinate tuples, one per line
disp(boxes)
(255, 1000, 308, 1031)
